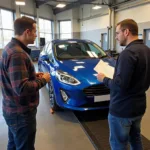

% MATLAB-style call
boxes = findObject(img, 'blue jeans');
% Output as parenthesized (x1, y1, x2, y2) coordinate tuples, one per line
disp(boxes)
(4, 109, 37, 150)
(108, 113, 143, 150)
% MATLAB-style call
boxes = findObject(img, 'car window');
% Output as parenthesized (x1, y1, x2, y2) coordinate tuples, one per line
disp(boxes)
(87, 43, 106, 58)
(46, 42, 53, 60)
(55, 41, 107, 60)
(40, 43, 49, 56)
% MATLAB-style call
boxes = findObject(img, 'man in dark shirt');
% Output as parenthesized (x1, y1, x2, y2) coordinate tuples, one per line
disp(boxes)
(97, 19, 150, 150)
(0, 17, 50, 150)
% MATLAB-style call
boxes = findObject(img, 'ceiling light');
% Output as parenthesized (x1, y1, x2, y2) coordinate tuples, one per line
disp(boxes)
(92, 5, 102, 10)
(56, 4, 66, 8)
(15, 0, 25, 5)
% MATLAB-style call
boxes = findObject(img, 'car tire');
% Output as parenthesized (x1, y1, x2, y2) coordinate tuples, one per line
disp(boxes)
(48, 80, 61, 111)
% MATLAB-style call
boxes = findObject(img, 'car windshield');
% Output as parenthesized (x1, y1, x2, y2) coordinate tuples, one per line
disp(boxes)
(55, 41, 107, 60)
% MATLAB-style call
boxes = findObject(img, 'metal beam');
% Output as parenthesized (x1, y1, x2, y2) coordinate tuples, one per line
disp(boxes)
(35, 0, 51, 8)
(79, 0, 96, 4)
(111, 0, 136, 8)
(35, 0, 77, 7)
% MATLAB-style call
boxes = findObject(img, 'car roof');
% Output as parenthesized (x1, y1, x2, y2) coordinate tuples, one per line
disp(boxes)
(51, 39, 92, 44)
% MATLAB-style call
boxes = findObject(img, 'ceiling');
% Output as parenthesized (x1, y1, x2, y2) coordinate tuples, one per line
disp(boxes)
(35, 0, 136, 15)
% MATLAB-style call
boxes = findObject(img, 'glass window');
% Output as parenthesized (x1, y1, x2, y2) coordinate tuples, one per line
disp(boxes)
(45, 20, 51, 33)
(46, 42, 52, 53)
(45, 33, 52, 43)
(40, 43, 49, 56)
(0, 9, 14, 48)
(3, 30, 14, 47)
(39, 18, 44, 33)
(46, 42, 53, 60)
(0, 30, 3, 48)
(1, 10, 13, 29)
(60, 21, 71, 39)
(40, 33, 45, 38)
(39, 18, 52, 44)
(55, 41, 107, 60)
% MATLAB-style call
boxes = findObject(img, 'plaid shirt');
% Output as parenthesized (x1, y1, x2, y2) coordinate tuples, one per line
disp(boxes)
(0, 38, 46, 116)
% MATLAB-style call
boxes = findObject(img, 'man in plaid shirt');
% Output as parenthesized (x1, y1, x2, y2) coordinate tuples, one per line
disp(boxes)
(0, 17, 50, 150)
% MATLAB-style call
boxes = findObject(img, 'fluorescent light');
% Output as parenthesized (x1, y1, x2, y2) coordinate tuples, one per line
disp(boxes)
(56, 4, 66, 8)
(15, 0, 25, 5)
(92, 5, 102, 10)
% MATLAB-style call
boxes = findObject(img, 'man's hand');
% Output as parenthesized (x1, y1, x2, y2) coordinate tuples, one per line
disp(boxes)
(42, 72, 51, 83)
(36, 72, 44, 78)
(97, 73, 106, 82)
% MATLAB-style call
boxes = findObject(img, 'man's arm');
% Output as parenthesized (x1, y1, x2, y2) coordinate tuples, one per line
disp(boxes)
(103, 50, 137, 92)
(8, 52, 47, 96)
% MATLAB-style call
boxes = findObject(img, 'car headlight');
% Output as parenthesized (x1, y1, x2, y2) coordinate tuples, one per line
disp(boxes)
(56, 70, 80, 85)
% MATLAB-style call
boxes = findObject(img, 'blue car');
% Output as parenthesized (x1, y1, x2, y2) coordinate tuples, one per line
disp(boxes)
(38, 39, 115, 111)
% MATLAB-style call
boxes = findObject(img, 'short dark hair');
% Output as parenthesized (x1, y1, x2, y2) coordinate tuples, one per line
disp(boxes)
(117, 19, 138, 36)
(14, 16, 36, 35)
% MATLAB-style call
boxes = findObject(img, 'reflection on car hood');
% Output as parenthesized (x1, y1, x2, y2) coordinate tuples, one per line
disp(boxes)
(56, 58, 115, 84)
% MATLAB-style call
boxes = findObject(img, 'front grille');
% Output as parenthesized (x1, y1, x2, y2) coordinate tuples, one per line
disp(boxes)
(79, 101, 110, 108)
(83, 84, 110, 96)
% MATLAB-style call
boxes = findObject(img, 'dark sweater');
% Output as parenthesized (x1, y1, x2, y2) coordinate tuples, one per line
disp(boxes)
(103, 40, 150, 118)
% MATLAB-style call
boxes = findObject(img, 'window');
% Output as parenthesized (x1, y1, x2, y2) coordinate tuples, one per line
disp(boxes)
(39, 18, 52, 44)
(59, 21, 71, 39)
(40, 43, 49, 57)
(46, 42, 53, 61)
(0, 9, 14, 48)
(88, 43, 106, 57)
(55, 41, 106, 60)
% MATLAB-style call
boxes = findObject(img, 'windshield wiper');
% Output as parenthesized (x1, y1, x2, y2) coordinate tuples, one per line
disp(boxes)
(77, 57, 98, 59)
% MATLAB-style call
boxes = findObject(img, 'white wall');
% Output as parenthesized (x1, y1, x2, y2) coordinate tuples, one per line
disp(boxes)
(79, 4, 109, 46)
(20, 0, 35, 16)
(116, 3, 150, 25)
(80, 15, 109, 31)
(72, 7, 80, 32)
(56, 10, 72, 20)
(38, 4, 53, 19)
(0, 0, 15, 10)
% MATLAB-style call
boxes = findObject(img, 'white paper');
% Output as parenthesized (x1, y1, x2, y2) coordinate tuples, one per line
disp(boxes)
(94, 60, 114, 79)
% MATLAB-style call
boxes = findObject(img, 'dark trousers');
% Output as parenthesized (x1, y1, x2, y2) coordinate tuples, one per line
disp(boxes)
(4, 109, 37, 150)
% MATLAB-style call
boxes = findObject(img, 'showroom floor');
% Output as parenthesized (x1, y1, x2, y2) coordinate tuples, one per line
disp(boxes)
(0, 63, 150, 150)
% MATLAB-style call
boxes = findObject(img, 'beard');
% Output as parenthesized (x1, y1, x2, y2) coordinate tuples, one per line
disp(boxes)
(120, 43, 126, 46)
(119, 39, 126, 46)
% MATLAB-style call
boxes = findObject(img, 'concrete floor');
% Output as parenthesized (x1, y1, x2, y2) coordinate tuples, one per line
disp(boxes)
(0, 63, 149, 149)
(142, 89, 150, 140)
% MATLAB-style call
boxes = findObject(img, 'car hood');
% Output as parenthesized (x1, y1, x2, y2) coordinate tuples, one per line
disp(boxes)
(56, 57, 115, 84)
